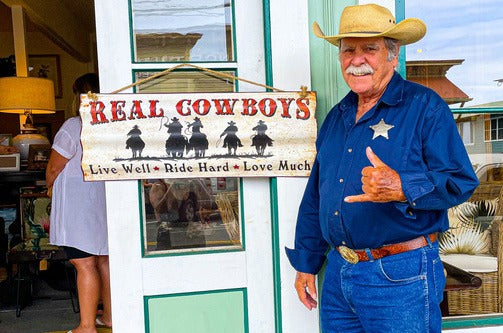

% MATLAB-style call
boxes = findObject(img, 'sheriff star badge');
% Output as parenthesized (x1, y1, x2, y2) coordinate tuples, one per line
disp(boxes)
(370, 119, 394, 140)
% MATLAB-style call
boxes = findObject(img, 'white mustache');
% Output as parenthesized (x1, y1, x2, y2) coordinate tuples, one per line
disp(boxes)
(346, 64, 374, 76)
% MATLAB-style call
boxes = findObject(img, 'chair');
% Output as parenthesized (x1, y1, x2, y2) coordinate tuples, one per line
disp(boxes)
(440, 182, 503, 315)
(7, 186, 78, 316)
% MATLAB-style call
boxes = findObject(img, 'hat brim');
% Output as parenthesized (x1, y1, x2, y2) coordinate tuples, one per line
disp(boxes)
(313, 18, 426, 46)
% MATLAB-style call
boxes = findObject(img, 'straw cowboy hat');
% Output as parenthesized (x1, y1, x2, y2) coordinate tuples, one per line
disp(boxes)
(313, 4, 426, 46)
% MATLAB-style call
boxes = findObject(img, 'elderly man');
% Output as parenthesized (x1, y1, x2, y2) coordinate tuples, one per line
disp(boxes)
(286, 4, 479, 332)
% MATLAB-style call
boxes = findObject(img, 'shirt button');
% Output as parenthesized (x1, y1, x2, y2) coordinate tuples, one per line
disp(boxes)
(339, 178, 344, 183)
(334, 211, 339, 216)
(348, 148, 353, 153)
(412, 202, 416, 207)
(409, 211, 414, 216)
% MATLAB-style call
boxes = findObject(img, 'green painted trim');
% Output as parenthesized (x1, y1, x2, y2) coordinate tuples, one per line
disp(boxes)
(144, 292, 151, 333)
(269, 177, 282, 333)
(395, 0, 406, 78)
(231, 0, 237, 63)
(442, 315, 503, 329)
(137, 180, 147, 257)
(144, 288, 249, 333)
(263, 1, 283, 332)
(128, 0, 135, 64)
(451, 108, 503, 113)
(308, 0, 354, 128)
(262, 0, 273, 92)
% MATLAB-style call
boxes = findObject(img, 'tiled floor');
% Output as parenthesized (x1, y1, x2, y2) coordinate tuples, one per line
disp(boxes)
(0, 267, 81, 333)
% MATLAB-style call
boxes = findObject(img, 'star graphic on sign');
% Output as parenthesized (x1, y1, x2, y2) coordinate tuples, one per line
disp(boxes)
(233, 164, 240, 169)
(370, 119, 394, 140)
(153, 166, 159, 171)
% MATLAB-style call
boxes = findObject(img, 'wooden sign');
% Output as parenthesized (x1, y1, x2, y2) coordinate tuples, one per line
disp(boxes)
(80, 91, 317, 180)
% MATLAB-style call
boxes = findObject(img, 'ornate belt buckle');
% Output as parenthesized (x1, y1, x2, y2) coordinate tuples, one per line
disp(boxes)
(339, 245, 359, 264)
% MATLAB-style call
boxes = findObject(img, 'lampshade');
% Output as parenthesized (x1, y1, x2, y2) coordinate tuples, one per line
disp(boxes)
(0, 77, 56, 114)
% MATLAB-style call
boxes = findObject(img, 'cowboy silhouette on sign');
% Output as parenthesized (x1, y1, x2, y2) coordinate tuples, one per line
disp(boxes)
(220, 121, 243, 156)
(186, 117, 209, 157)
(164, 117, 188, 157)
(251, 120, 273, 156)
(125, 125, 145, 158)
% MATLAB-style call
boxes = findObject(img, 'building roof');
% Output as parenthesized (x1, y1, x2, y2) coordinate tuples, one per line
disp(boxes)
(406, 60, 472, 106)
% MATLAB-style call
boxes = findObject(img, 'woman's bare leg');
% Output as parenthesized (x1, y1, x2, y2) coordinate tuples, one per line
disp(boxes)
(70, 256, 100, 333)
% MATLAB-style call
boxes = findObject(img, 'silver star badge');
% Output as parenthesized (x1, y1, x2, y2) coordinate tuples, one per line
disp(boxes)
(370, 119, 394, 140)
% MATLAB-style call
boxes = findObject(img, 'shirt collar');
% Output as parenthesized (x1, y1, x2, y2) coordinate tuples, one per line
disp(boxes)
(339, 71, 405, 112)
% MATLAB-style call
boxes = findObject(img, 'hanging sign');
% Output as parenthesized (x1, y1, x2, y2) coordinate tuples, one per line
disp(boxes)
(80, 91, 317, 181)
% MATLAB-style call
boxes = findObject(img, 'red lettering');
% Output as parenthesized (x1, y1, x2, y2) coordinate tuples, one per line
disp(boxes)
(258, 98, 277, 117)
(296, 98, 311, 120)
(193, 99, 211, 116)
(89, 101, 108, 124)
(128, 100, 147, 120)
(176, 99, 191, 116)
(278, 98, 294, 118)
(213, 99, 238, 115)
(110, 101, 126, 122)
(148, 100, 163, 118)
(241, 98, 258, 116)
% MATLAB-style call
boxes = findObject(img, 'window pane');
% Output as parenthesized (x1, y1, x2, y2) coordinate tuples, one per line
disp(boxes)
(136, 69, 240, 254)
(143, 178, 241, 254)
(131, 0, 234, 62)
(442, 111, 503, 317)
(135, 70, 235, 93)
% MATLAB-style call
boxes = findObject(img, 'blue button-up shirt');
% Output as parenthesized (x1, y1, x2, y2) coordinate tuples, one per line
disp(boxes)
(286, 72, 479, 274)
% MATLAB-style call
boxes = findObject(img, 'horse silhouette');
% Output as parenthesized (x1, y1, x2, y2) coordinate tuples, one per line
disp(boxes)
(125, 125, 145, 158)
(220, 121, 243, 156)
(186, 117, 209, 157)
(251, 120, 273, 156)
(165, 117, 188, 157)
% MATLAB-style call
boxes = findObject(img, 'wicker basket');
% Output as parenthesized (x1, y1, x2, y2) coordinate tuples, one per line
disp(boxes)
(447, 270, 499, 315)
(444, 182, 503, 315)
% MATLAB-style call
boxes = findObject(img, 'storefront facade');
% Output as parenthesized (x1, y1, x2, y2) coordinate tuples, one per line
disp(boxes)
(94, 0, 503, 332)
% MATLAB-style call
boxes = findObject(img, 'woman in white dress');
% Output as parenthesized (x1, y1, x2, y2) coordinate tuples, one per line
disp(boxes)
(46, 73, 112, 333)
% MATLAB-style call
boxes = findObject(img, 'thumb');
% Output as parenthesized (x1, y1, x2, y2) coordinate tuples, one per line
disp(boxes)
(366, 147, 386, 168)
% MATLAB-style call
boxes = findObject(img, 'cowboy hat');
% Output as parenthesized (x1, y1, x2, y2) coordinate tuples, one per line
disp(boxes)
(313, 4, 426, 46)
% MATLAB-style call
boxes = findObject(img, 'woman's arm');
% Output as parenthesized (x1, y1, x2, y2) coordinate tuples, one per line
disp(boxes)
(45, 149, 69, 188)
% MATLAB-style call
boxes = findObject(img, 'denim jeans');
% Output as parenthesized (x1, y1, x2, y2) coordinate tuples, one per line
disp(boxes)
(321, 240, 445, 333)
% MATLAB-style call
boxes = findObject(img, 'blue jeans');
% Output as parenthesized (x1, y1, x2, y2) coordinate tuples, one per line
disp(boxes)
(321, 240, 445, 332)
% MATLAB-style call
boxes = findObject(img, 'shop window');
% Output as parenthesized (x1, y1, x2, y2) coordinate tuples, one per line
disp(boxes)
(130, 0, 234, 63)
(142, 178, 241, 254)
(133, 70, 240, 254)
(407, 0, 503, 324)
(134, 70, 235, 93)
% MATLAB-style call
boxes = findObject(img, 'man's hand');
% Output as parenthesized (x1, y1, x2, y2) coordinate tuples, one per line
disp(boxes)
(344, 147, 406, 203)
(294, 271, 318, 310)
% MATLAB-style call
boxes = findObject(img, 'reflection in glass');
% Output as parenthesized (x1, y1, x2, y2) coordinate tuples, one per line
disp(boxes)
(131, 0, 234, 62)
(439, 111, 503, 316)
(135, 71, 235, 93)
(143, 177, 240, 253)
(406, 1, 503, 108)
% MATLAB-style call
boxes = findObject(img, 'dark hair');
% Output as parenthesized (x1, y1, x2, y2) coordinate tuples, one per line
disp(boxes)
(72, 73, 99, 116)
(72, 73, 99, 94)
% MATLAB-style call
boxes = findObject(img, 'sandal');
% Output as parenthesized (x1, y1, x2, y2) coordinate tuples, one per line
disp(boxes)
(96, 317, 112, 328)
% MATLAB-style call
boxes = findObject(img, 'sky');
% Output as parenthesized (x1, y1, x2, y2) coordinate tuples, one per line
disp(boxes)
(405, 0, 503, 106)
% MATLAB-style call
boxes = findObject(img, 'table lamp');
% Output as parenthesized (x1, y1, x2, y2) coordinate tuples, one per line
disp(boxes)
(0, 77, 56, 161)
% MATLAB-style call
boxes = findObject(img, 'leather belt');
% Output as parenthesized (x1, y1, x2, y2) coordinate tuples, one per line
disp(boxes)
(336, 233, 437, 264)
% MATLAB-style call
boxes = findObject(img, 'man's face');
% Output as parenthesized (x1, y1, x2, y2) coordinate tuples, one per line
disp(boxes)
(339, 37, 398, 97)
